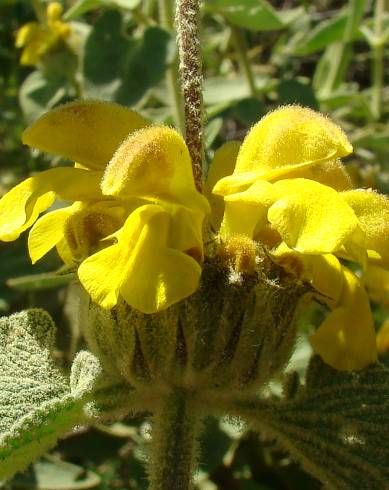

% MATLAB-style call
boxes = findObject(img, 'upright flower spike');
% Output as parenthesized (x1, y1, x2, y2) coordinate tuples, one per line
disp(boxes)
(211, 105, 389, 371)
(0, 100, 208, 314)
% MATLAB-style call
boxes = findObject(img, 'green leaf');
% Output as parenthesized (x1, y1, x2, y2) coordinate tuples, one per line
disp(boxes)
(277, 79, 318, 109)
(83, 10, 132, 100)
(204, 76, 274, 106)
(294, 13, 362, 55)
(110, 0, 141, 8)
(0, 311, 130, 481)
(204, 0, 284, 31)
(0, 310, 83, 480)
(227, 357, 389, 490)
(116, 26, 173, 106)
(233, 97, 265, 126)
(83, 11, 172, 105)
(352, 127, 389, 152)
(6, 271, 75, 291)
(65, 0, 105, 20)
(204, 117, 223, 149)
(19, 71, 67, 124)
(64, 0, 141, 20)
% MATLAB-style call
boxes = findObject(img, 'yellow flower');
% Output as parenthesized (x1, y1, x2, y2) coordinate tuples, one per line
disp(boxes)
(210, 105, 389, 371)
(15, 2, 71, 66)
(0, 100, 208, 314)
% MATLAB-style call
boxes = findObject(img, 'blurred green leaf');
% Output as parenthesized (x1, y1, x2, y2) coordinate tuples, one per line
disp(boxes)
(277, 79, 318, 109)
(313, 0, 367, 98)
(294, 14, 350, 55)
(110, 0, 141, 8)
(19, 71, 67, 123)
(10, 459, 101, 489)
(83, 10, 172, 105)
(65, 0, 141, 20)
(204, 76, 274, 106)
(65, 0, 104, 20)
(205, 117, 223, 149)
(6, 271, 74, 292)
(233, 97, 265, 125)
(83, 10, 132, 100)
(277, 7, 305, 26)
(204, 0, 284, 31)
(352, 127, 389, 152)
(116, 26, 173, 106)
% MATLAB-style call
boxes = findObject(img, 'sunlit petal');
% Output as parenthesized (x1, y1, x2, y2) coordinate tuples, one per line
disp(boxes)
(23, 100, 148, 170)
(343, 189, 389, 267)
(101, 126, 209, 215)
(221, 180, 275, 238)
(78, 205, 201, 313)
(205, 140, 240, 229)
(269, 179, 365, 255)
(310, 267, 377, 371)
(0, 168, 103, 242)
(235, 105, 352, 174)
(28, 205, 76, 263)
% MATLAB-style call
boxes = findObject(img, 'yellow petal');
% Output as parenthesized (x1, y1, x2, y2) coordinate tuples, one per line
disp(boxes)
(363, 263, 389, 304)
(275, 158, 352, 191)
(214, 106, 353, 195)
(269, 179, 365, 255)
(101, 126, 209, 215)
(235, 105, 352, 175)
(63, 200, 128, 261)
(212, 170, 259, 197)
(205, 141, 240, 229)
(46, 2, 63, 21)
(16, 23, 39, 48)
(78, 205, 201, 313)
(56, 238, 74, 265)
(0, 168, 103, 242)
(310, 266, 377, 371)
(221, 180, 275, 239)
(273, 245, 344, 306)
(165, 203, 204, 261)
(22, 100, 148, 170)
(342, 189, 389, 268)
(377, 319, 389, 356)
(28, 205, 75, 263)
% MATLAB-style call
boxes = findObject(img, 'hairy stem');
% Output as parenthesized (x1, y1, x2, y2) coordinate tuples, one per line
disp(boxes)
(230, 25, 257, 97)
(159, 0, 185, 132)
(175, 0, 204, 192)
(371, 0, 385, 120)
(148, 389, 202, 490)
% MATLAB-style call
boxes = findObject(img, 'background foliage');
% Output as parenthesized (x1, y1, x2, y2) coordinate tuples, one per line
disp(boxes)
(0, 0, 388, 488)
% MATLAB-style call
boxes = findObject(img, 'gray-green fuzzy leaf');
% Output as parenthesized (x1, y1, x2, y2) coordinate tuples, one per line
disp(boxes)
(0, 310, 83, 480)
(0, 311, 126, 481)
(226, 357, 389, 490)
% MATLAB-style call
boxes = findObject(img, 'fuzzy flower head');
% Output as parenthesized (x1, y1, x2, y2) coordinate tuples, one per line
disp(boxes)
(2, 103, 388, 374)
(15, 2, 71, 66)
(0, 100, 209, 313)
(211, 105, 389, 372)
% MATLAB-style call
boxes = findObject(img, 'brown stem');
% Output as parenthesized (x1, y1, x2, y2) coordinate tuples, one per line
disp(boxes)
(175, 0, 204, 192)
